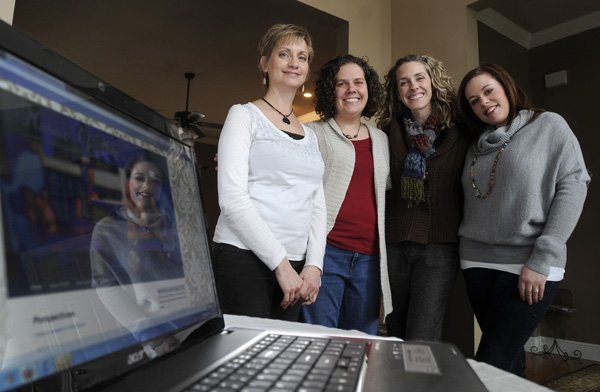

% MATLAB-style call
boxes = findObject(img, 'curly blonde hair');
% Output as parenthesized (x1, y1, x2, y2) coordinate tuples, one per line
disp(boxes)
(377, 54, 456, 130)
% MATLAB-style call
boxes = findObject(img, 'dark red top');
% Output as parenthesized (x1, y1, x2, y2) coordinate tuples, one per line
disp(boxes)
(327, 138, 378, 255)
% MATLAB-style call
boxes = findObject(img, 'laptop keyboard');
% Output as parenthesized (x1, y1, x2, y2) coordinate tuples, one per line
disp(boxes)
(184, 333, 367, 392)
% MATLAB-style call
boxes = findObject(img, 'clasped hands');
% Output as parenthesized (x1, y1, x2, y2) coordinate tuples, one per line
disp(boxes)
(274, 258, 321, 309)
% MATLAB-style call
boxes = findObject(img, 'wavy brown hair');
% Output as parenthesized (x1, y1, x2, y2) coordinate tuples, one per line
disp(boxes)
(314, 54, 384, 120)
(377, 54, 456, 130)
(456, 63, 544, 135)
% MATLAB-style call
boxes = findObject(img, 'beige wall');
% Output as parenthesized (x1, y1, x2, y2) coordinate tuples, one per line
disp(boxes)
(299, 0, 392, 77)
(301, 0, 479, 79)
(390, 0, 478, 82)
(0, 0, 15, 24)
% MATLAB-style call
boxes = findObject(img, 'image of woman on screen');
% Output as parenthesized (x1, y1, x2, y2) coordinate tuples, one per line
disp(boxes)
(90, 153, 185, 344)
(90, 153, 184, 288)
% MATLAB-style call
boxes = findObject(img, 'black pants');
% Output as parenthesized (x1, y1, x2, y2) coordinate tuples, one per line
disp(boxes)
(213, 242, 304, 321)
(463, 268, 559, 376)
(386, 242, 459, 340)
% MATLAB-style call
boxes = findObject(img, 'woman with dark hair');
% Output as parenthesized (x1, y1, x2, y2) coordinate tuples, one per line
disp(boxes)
(302, 54, 391, 335)
(377, 54, 470, 341)
(213, 24, 325, 321)
(91, 153, 182, 287)
(456, 63, 590, 375)
(90, 153, 184, 347)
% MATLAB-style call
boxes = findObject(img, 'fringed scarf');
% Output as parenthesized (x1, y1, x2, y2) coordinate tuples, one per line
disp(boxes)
(400, 114, 443, 207)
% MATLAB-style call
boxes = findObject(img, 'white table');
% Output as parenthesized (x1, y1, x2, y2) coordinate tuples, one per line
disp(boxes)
(224, 314, 552, 392)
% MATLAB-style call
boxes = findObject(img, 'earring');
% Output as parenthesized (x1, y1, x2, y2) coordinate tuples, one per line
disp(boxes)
(302, 84, 305, 93)
(262, 72, 267, 86)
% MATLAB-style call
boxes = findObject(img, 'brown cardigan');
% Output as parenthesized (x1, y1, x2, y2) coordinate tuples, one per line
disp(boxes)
(385, 118, 469, 244)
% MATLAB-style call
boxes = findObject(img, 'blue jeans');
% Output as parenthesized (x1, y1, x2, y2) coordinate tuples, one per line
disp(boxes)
(462, 268, 559, 376)
(386, 242, 458, 340)
(303, 243, 381, 335)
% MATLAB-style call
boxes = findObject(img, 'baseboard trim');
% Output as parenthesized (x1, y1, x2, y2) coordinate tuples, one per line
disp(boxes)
(526, 336, 600, 362)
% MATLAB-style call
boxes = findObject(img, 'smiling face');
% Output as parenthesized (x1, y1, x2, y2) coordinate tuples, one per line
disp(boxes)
(396, 61, 433, 120)
(464, 72, 510, 127)
(260, 37, 309, 90)
(334, 62, 368, 119)
(128, 161, 162, 212)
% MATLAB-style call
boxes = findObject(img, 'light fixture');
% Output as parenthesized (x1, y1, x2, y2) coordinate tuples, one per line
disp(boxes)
(303, 91, 312, 98)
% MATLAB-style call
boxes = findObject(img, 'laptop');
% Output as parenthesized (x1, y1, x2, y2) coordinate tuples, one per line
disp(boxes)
(0, 20, 487, 392)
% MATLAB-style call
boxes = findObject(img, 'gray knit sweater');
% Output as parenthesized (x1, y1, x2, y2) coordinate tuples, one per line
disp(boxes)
(308, 119, 393, 318)
(459, 110, 590, 275)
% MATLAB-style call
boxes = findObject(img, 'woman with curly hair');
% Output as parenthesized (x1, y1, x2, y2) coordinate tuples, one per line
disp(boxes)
(377, 54, 471, 340)
(302, 54, 391, 335)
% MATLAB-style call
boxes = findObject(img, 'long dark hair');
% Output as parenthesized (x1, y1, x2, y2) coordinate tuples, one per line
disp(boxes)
(124, 153, 165, 182)
(313, 54, 384, 120)
(456, 63, 544, 135)
(123, 152, 168, 213)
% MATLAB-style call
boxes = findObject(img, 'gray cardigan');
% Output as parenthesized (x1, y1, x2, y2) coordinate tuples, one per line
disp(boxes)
(459, 110, 590, 275)
(308, 119, 392, 318)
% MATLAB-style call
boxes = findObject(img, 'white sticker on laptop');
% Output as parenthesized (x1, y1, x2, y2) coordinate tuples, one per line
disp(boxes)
(402, 344, 441, 374)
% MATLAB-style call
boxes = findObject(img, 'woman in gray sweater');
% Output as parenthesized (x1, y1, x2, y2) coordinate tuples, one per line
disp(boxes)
(456, 63, 590, 376)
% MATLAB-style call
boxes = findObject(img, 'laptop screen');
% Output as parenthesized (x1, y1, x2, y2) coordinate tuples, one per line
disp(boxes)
(0, 22, 220, 391)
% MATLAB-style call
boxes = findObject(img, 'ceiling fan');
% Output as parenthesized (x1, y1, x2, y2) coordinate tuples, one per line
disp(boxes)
(173, 72, 205, 142)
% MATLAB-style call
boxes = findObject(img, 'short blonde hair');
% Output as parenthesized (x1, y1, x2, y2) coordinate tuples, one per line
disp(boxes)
(257, 24, 314, 82)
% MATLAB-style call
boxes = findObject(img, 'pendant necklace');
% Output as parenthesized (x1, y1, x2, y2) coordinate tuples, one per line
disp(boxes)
(334, 118, 362, 139)
(261, 97, 293, 125)
(469, 137, 512, 199)
(343, 122, 362, 139)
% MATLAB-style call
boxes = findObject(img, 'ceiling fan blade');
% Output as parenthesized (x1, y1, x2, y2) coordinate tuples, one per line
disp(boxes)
(197, 121, 223, 130)
(187, 111, 205, 123)
(186, 124, 205, 138)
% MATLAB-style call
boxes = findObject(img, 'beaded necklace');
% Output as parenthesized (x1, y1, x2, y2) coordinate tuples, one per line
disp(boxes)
(342, 123, 362, 139)
(469, 137, 512, 199)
